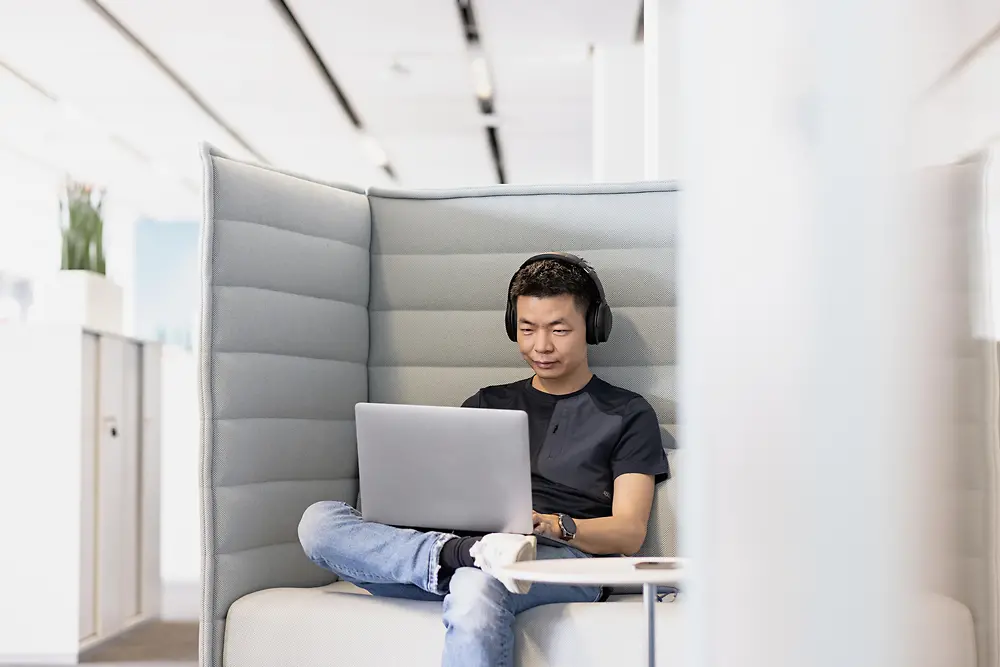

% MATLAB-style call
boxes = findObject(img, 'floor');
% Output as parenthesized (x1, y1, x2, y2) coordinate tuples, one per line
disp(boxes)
(82, 621, 198, 666)
(8, 621, 200, 667)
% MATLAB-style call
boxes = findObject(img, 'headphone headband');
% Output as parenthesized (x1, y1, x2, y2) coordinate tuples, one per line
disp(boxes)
(504, 252, 613, 344)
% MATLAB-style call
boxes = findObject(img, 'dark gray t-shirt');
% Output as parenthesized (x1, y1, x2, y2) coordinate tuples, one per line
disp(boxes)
(462, 376, 671, 520)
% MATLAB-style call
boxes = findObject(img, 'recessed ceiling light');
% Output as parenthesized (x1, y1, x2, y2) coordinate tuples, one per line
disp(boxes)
(471, 56, 493, 100)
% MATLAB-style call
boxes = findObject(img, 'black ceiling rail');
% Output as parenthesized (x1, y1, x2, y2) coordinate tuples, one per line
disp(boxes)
(456, 0, 505, 184)
(270, 0, 396, 180)
(270, 0, 362, 127)
(83, 0, 269, 165)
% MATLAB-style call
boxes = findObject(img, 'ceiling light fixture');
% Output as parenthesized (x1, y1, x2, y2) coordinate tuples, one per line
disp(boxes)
(360, 135, 389, 168)
(470, 55, 493, 100)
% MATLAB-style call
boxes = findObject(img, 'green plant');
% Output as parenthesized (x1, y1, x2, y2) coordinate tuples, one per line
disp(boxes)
(59, 181, 106, 274)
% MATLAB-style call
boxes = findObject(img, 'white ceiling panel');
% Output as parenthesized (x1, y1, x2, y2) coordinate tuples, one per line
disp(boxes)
(501, 130, 592, 185)
(0, 0, 254, 187)
(914, 25, 1000, 165)
(379, 132, 497, 187)
(286, 0, 468, 57)
(491, 55, 592, 134)
(0, 68, 200, 221)
(474, 0, 642, 56)
(330, 53, 484, 134)
(287, 0, 492, 183)
(491, 54, 593, 104)
(100, 0, 389, 187)
(909, 0, 1000, 91)
(474, 2, 626, 185)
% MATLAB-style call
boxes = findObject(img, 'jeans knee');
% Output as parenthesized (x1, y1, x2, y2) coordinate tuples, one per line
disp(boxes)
(443, 568, 513, 633)
(298, 500, 353, 560)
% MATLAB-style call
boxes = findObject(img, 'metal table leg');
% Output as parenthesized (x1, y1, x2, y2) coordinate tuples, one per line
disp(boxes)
(643, 582, 656, 667)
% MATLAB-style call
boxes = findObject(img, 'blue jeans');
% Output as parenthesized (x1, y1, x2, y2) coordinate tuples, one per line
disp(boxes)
(298, 500, 603, 667)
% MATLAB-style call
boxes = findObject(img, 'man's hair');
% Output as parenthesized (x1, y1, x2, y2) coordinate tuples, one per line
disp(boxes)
(509, 259, 594, 314)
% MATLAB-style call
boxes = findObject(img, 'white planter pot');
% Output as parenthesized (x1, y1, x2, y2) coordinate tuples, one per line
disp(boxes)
(30, 270, 124, 334)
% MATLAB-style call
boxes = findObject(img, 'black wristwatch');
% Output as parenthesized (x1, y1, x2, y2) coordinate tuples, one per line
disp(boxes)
(557, 513, 577, 541)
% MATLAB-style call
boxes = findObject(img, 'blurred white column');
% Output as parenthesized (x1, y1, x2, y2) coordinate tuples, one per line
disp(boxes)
(643, 0, 680, 180)
(678, 1, 933, 667)
(592, 45, 645, 182)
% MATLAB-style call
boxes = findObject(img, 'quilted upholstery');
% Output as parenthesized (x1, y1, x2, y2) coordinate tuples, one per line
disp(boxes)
(924, 156, 1000, 667)
(200, 148, 369, 666)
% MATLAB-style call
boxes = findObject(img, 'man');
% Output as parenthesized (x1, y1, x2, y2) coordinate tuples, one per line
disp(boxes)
(298, 253, 670, 667)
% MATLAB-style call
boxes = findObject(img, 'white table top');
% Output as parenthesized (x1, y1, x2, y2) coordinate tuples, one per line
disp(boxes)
(500, 556, 686, 585)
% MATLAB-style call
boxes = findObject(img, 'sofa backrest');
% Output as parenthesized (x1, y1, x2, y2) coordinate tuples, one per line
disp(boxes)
(366, 184, 679, 556)
(199, 147, 677, 667)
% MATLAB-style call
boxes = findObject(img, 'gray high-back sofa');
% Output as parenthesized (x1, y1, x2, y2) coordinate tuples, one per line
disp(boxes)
(198, 145, 680, 667)
(198, 145, 989, 667)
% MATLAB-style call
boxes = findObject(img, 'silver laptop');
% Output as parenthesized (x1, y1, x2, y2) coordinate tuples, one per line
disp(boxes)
(355, 402, 534, 534)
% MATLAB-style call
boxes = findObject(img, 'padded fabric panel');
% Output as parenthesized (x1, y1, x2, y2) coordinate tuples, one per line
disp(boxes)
(213, 286, 368, 362)
(368, 184, 679, 570)
(200, 146, 371, 667)
(213, 419, 357, 487)
(369, 187, 677, 254)
(212, 353, 366, 420)
(212, 543, 338, 620)
(369, 308, 676, 368)
(369, 366, 535, 407)
(215, 479, 358, 555)
(212, 220, 369, 306)
(956, 424, 988, 489)
(212, 156, 368, 245)
(930, 156, 997, 667)
(370, 249, 676, 311)
(637, 450, 680, 557)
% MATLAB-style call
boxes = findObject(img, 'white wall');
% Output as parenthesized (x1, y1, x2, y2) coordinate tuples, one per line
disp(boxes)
(0, 149, 62, 282)
(592, 45, 646, 182)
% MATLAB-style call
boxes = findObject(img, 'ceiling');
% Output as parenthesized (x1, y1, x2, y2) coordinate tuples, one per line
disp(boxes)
(0, 0, 642, 220)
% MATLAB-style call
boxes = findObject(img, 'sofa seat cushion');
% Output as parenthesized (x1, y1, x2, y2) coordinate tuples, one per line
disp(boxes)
(224, 583, 975, 667)
(224, 582, 688, 667)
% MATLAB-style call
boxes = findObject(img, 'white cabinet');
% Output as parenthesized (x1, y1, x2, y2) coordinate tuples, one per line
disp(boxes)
(0, 324, 161, 664)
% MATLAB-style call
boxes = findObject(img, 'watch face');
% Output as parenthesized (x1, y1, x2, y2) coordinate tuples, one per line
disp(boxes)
(560, 514, 577, 538)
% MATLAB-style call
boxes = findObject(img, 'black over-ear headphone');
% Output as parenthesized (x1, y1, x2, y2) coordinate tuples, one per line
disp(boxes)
(505, 252, 613, 345)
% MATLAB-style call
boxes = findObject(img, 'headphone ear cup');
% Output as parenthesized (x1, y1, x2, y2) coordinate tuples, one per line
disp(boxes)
(595, 303, 612, 343)
(585, 304, 599, 345)
(505, 301, 518, 342)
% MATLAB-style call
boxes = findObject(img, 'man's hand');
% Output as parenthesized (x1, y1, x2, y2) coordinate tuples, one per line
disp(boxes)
(532, 511, 562, 539)
(531, 474, 656, 555)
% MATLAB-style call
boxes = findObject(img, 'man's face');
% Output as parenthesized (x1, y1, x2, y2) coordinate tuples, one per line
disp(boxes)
(515, 294, 589, 381)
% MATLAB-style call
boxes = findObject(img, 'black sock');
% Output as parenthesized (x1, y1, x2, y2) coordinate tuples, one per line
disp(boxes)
(439, 536, 482, 586)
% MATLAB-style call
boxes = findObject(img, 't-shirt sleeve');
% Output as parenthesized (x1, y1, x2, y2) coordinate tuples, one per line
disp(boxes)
(611, 397, 671, 483)
(460, 390, 482, 408)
